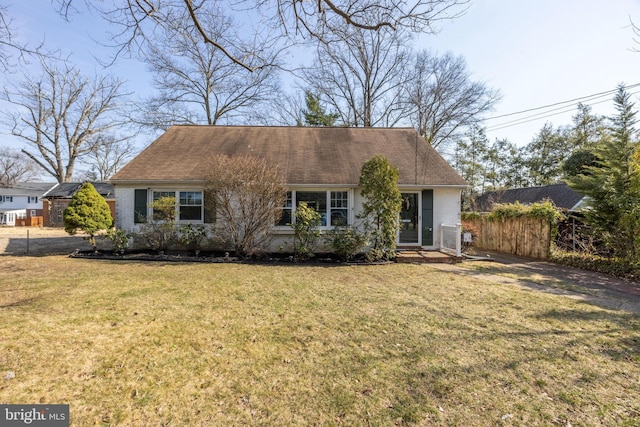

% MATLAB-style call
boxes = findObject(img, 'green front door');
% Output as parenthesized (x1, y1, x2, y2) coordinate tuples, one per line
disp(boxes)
(421, 190, 433, 246)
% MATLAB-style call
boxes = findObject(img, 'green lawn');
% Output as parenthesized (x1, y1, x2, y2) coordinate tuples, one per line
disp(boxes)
(1, 256, 639, 426)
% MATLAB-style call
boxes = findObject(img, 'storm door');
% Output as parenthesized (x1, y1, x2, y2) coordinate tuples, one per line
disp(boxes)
(399, 193, 420, 245)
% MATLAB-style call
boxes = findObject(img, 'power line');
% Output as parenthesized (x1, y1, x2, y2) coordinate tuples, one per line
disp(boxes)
(485, 85, 640, 133)
(485, 82, 640, 122)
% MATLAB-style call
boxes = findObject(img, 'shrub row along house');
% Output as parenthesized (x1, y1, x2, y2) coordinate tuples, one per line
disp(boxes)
(110, 126, 467, 253)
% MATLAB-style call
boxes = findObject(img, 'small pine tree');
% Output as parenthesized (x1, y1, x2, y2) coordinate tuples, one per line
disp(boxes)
(302, 91, 339, 126)
(63, 182, 113, 252)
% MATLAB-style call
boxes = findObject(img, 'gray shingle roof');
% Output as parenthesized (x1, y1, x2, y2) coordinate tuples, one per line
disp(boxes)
(476, 183, 584, 212)
(111, 125, 467, 187)
(43, 182, 115, 199)
(0, 182, 57, 196)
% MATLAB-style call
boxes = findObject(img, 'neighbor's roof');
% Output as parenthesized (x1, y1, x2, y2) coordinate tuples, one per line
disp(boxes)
(43, 182, 115, 199)
(476, 183, 584, 212)
(111, 125, 467, 187)
(0, 182, 57, 196)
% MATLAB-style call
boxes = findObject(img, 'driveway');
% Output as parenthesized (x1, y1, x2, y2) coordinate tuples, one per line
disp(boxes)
(0, 227, 90, 256)
(430, 250, 640, 314)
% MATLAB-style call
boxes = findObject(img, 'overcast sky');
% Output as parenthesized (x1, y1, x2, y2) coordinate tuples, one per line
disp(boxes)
(3, 0, 640, 153)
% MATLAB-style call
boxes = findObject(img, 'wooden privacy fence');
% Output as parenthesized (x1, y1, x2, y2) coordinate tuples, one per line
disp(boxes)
(464, 216, 552, 259)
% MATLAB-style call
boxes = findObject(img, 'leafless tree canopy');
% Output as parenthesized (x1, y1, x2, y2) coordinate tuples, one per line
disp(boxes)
(56, 0, 469, 71)
(0, 4, 46, 71)
(81, 134, 138, 181)
(303, 26, 412, 127)
(1, 56, 130, 182)
(0, 147, 40, 186)
(136, 4, 281, 130)
(406, 51, 501, 148)
(205, 155, 287, 257)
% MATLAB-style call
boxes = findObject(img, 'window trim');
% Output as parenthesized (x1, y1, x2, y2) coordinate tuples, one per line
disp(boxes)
(149, 189, 205, 223)
(275, 189, 352, 229)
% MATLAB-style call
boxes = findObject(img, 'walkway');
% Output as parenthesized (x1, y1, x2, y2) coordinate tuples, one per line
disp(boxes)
(429, 250, 640, 314)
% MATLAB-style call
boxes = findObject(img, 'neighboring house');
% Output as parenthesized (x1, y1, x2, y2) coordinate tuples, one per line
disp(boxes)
(0, 182, 57, 226)
(42, 182, 116, 227)
(475, 183, 586, 213)
(110, 125, 468, 252)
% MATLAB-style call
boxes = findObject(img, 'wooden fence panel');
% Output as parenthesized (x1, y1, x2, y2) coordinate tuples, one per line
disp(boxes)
(465, 216, 551, 259)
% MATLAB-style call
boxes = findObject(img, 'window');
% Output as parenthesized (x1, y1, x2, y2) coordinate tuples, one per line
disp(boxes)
(152, 191, 175, 220)
(278, 191, 293, 226)
(16, 211, 27, 219)
(330, 191, 348, 226)
(0, 196, 13, 203)
(28, 196, 38, 203)
(150, 190, 204, 222)
(30, 210, 37, 217)
(297, 191, 327, 225)
(276, 190, 349, 227)
(179, 191, 202, 221)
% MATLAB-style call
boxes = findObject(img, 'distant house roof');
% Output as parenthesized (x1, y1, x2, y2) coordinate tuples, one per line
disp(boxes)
(111, 125, 468, 187)
(0, 182, 57, 196)
(43, 182, 115, 199)
(476, 183, 585, 212)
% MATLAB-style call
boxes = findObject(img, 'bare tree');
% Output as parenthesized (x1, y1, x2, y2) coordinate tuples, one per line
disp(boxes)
(81, 134, 138, 181)
(0, 147, 40, 186)
(136, 4, 281, 130)
(258, 91, 306, 126)
(205, 154, 287, 257)
(1, 56, 130, 182)
(303, 26, 412, 127)
(56, 0, 469, 71)
(0, 4, 47, 71)
(406, 51, 500, 149)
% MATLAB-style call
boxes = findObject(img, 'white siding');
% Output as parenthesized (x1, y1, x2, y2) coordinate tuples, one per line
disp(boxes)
(432, 187, 462, 249)
(114, 183, 463, 253)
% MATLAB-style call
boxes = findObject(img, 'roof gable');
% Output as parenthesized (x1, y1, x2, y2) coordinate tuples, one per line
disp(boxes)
(111, 126, 467, 187)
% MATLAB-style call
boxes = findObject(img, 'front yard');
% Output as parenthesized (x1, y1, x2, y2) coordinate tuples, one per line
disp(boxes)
(1, 256, 639, 426)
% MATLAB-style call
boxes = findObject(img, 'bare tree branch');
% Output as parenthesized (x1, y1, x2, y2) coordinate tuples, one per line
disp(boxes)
(1, 55, 132, 182)
(302, 25, 412, 127)
(133, 5, 282, 130)
(55, 0, 469, 71)
(405, 51, 501, 149)
(0, 147, 41, 185)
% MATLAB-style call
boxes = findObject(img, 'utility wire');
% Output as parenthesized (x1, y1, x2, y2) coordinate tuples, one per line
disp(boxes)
(486, 82, 640, 121)
(485, 84, 640, 132)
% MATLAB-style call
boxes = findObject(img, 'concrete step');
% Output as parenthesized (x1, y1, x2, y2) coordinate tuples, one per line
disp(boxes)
(396, 250, 460, 264)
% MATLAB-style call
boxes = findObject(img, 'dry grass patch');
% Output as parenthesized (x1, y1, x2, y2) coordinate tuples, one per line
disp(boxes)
(0, 256, 639, 426)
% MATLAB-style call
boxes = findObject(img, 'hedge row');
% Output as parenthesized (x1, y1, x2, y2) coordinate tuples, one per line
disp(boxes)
(550, 250, 640, 282)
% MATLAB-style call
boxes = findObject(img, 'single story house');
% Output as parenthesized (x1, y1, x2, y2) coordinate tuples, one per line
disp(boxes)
(110, 126, 468, 252)
(42, 182, 116, 227)
(475, 183, 586, 213)
(0, 182, 57, 226)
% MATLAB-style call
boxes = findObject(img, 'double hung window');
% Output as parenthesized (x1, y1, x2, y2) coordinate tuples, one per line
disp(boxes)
(151, 190, 204, 222)
(278, 190, 350, 227)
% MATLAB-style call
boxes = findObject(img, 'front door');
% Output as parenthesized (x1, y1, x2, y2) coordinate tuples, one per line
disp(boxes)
(399, 193, 420, 245)
(421, 190, 434, 246)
